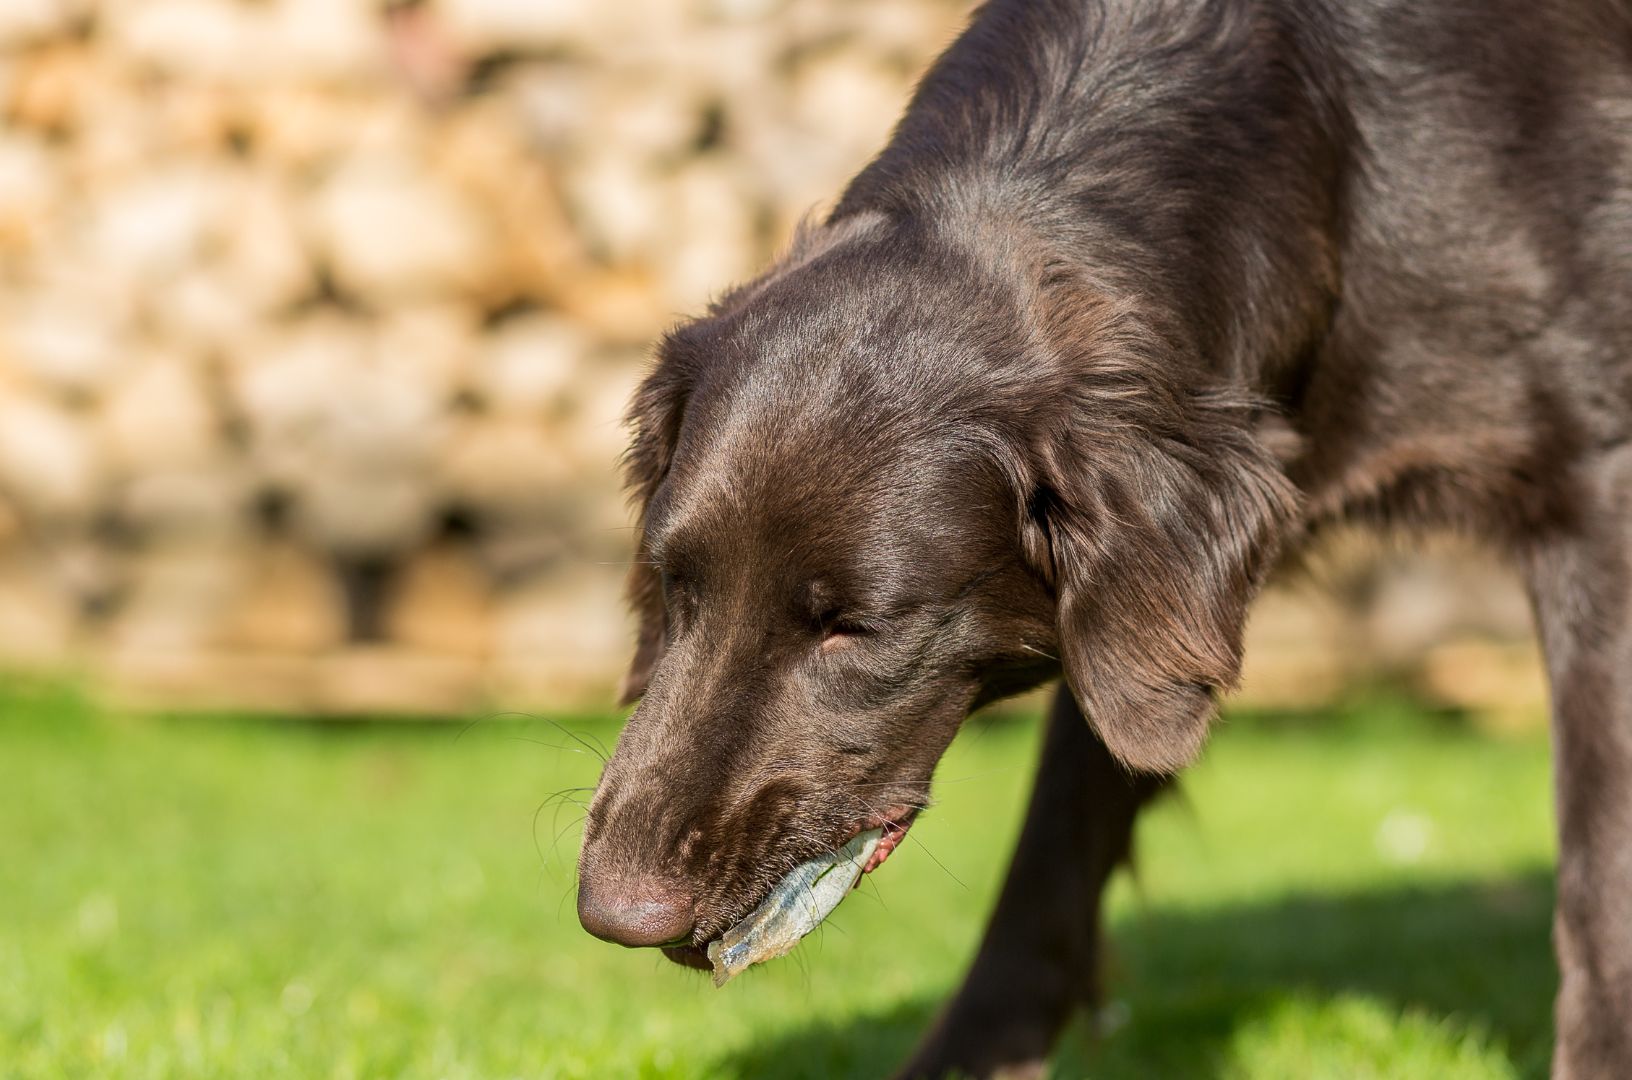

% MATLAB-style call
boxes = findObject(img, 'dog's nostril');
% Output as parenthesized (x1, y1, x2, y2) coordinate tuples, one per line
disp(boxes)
(577, 878, 695, 948)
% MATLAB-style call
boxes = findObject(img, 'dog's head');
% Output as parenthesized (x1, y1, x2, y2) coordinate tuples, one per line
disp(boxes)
(575, 213, 1296, 962)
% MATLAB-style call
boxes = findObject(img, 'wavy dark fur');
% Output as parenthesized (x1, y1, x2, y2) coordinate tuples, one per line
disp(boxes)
(581, 2, 1632, 1076)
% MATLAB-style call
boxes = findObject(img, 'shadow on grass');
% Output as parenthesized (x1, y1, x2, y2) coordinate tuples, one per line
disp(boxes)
(722, 871, 1555, 1080)
(724, 997, 940, 1080)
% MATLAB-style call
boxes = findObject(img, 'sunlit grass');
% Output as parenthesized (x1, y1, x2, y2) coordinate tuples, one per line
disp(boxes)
(0, 679, 1554, 1078)
(1223, 994, 1517, 1080)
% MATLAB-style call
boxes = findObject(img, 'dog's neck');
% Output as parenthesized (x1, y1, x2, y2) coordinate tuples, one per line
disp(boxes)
(833, 0, 1354, 397)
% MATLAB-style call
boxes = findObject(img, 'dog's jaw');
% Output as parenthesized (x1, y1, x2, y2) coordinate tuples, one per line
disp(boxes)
(656, 805, 919, 972)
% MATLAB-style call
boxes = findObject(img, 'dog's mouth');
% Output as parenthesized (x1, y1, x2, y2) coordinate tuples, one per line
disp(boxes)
(660, 807, 917, 971)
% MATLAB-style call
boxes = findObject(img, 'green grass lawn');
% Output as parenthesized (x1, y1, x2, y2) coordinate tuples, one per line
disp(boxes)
(0, 679, 1556, 1079)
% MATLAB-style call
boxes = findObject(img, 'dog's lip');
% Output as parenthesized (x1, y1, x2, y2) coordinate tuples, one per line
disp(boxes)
(660, 942, 713, 970)
(854, 806, 916, 875)
(662, 806, 920, 971)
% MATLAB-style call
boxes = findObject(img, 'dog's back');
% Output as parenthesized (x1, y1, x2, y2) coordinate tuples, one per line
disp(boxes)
(836, 0, 1632, 539)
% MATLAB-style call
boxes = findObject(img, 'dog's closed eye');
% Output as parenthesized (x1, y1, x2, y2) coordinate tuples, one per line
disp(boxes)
(817, 609, 874, 652)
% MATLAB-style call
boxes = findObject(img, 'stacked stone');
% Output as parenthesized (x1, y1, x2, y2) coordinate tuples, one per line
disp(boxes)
(0, 0, 1546, 725)
(0, 0, 975, 714)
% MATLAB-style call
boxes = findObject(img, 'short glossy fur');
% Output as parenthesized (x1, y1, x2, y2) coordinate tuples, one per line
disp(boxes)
(575, 1, 1632, 1076)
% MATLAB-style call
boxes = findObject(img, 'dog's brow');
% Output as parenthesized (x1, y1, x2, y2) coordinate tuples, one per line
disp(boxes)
(642, 528, 683, 570)
(640, 489, 691, 563)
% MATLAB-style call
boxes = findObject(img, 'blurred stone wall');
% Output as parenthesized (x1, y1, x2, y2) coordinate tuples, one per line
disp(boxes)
(1239, 534, 1546, 732)
(0, 0, 1549, 725)
(0, 0, 982, 715)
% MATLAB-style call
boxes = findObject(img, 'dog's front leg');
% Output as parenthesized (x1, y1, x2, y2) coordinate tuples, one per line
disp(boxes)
(1529, 447, 1632, 1079)
(893, 685, 1165, 1080)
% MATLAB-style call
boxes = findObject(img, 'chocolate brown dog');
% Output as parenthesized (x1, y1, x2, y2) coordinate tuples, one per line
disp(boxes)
(575, 0, 1632, 1076)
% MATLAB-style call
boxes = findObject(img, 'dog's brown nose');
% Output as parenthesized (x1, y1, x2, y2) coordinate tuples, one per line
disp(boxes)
(576, 877, 694, 948)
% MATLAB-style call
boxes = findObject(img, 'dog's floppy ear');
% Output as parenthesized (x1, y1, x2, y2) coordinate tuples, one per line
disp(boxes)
(1021, 314, 1298, 773)
(615, 340, 694, 706)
